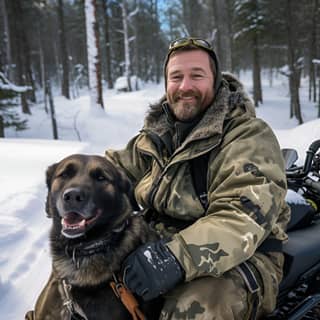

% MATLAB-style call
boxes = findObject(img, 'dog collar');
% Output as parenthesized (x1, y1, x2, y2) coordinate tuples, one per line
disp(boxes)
(65, 219, 130, 268)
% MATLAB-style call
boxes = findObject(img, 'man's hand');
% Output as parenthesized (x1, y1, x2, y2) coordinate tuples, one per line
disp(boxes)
(122, 240, 185, 301)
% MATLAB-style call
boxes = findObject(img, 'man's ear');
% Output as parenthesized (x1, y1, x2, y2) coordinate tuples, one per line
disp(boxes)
(45, 163, 58, 218)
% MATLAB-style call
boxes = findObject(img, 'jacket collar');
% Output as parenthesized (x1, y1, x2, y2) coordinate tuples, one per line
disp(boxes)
(144, 73, 255, 141)
(141, 73, 256, 158)
(143, 80, 230, 143)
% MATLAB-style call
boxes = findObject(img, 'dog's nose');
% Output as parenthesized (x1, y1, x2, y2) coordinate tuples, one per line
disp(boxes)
(63, 188, 87, 205)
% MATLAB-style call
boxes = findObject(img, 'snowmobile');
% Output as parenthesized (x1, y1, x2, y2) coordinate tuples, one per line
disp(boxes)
(265, 140, 320, 320)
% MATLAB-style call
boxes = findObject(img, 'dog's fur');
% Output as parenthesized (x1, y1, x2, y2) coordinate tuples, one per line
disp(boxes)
(25, 154, 162, 320)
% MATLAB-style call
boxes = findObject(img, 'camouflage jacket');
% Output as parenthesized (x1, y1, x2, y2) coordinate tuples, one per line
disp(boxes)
(105, 73, 290, 283)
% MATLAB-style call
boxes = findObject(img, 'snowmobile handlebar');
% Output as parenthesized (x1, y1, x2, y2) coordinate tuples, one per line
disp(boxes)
(286, 139, 320, 179)
(304, 177, 320, 193)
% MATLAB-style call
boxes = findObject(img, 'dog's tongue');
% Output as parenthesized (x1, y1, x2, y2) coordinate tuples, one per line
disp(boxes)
(61, 212, 86, 238)
(61, 210, 102, 239)
(61, 212, 86, 239)
(63, 212, 84, 226)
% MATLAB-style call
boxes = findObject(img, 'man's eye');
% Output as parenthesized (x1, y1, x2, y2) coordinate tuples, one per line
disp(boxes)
(169, 75, 182, 81)
(193, 74, 204, 79)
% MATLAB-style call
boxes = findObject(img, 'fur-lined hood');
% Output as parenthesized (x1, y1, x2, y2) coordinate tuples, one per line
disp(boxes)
(143, 72, 256, 145)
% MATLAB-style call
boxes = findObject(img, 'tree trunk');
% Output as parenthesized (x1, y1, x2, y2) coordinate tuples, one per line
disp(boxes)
(213, 0, 232, 72)
(10, 0, 35, 108)
(131, 0, 139, 79)
(58, 0, 70, 99)
(153, 0, 161, 84)
(120, 0, 132, 91)
(0, 0, 12, 78)
(10, 0, 36, 103)
(40, 44, 48, 113)
(21, 26, 36, 104)
(168, 7, 174, 40)
(309, 0, 318, 102)
(182, 0, 197, 36)
(85, 0, 104, 109)
(101, 0, 113, 89)
(0, 115, 4, 138)
(252, 33, 263, 107)
(46, 80, 58, 140)
(286, 0, 303, 124)
(318, 78, 320, 117)
(9, 0, 31, 114)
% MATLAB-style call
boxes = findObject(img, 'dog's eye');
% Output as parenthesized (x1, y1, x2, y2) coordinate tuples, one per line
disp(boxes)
(94, 172, 109, 182)
(57, 164, 76, 179)
(96, 175, 107, 182)
(57, 171, 69, 179)
(91, 169, 110, 182)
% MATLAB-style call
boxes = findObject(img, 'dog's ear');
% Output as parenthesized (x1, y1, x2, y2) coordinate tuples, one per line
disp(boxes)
(45, 163, 58, 218)
(46, 163, 58, 190)
(118, 169, 140, 211)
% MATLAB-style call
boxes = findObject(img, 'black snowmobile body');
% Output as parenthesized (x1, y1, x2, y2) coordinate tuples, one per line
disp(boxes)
(265, 140, 320, 320)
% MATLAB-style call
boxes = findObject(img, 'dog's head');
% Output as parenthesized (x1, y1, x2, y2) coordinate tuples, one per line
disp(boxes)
(46, 154, 137, 239)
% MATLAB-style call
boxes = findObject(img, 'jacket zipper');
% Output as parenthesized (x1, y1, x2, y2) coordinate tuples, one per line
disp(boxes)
(148, 168, 168, 207)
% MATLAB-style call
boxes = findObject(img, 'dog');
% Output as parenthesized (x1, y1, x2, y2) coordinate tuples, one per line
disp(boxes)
(25, 154, 162, 320)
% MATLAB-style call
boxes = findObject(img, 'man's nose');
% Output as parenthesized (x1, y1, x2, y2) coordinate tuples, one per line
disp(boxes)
(179, 76, 193, 91)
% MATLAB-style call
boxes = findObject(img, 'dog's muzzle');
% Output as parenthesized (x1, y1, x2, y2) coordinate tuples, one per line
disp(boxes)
(59, 187, 101, 239)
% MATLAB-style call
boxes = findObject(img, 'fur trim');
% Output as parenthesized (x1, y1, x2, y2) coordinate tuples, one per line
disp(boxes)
(144, 73, 255, 142)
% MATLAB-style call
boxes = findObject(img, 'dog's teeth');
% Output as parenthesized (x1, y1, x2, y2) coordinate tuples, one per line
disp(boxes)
(79, 219, 86, 226)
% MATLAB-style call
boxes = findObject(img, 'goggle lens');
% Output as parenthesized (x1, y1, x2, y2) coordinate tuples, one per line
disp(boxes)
(168, 37, 212, 52)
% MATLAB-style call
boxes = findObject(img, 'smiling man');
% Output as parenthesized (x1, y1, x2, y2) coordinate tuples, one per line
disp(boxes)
(166, 49, 215, 122)
(106, 37, 290, 319)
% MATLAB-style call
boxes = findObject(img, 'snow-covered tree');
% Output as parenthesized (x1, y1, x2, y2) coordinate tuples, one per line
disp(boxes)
(84, 0, 104, 109)
(0, 72, 29, 137)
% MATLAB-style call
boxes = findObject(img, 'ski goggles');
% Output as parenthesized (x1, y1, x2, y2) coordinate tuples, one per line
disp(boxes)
(168, 37, 214, 54)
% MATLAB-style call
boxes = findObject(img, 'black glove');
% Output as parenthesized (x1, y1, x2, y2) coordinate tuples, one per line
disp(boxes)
(122, 240, 185, 301)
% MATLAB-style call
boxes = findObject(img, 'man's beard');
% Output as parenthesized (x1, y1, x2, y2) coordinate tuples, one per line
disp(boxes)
(169, 90, 205, 122)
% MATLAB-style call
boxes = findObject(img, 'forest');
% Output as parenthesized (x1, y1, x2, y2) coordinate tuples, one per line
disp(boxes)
(0, 0, 319, 137)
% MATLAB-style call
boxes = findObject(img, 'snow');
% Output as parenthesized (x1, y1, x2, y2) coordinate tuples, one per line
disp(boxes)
(1, 71, 319, 319)
(0, 71, 31, 93)
(285, 189, 307, 205)
(114, 75, 141, 91)
(143, 249, 154, 264)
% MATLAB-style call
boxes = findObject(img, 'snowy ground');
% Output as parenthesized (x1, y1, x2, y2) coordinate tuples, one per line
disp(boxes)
(1, 71, 320, 318)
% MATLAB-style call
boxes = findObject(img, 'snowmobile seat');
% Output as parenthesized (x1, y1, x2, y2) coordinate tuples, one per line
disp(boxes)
(279, 220, 320, 293)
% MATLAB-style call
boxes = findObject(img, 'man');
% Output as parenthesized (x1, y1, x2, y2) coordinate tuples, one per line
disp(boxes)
(105, 37, 290, 319)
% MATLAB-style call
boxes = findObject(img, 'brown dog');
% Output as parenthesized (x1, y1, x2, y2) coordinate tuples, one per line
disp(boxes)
(25, 154, 162, 320)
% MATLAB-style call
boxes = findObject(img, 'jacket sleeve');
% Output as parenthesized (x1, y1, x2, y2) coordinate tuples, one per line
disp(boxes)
(166, 118, 289, 281)
(105, 134, 150, 186)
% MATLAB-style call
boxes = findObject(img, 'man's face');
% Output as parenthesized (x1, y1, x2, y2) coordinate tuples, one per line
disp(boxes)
(166, 50, 215, 122)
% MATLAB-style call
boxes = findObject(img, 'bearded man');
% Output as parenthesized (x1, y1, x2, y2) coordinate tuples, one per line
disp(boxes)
(106, 37, 290, 320)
